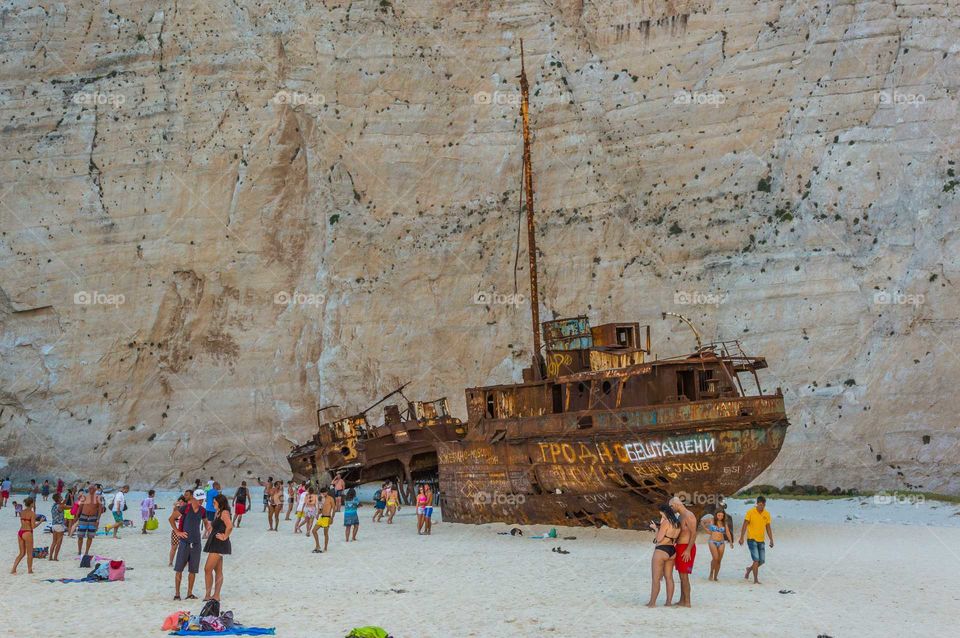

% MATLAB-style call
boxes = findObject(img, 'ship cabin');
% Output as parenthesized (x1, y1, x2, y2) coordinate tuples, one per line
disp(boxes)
(465, 316, 772, 426)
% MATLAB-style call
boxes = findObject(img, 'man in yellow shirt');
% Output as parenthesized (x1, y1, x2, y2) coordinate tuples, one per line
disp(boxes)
(738, 495, 774, 583)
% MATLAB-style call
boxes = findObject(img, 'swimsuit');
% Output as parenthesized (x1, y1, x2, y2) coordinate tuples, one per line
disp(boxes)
(655, 528, 679, 558)
(76, 513, 99, 538)
(708, 524, 726, 547)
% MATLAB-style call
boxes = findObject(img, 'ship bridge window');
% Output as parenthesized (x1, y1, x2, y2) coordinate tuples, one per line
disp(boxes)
(485, 393, 496, 419)
(551, 384, 563, 413)
(615, 326, 635, 347)
(677, 370, 696, 402)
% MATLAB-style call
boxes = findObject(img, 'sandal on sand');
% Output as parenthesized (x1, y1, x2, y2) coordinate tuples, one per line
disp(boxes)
(312, 549, 322, 553)
(186, 594, 198, 600)
(173, 595, 181, 601)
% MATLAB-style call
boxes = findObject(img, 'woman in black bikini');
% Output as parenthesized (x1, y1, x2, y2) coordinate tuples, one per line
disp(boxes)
(202, 494, 232, 602)
(647, 504, 681, 607)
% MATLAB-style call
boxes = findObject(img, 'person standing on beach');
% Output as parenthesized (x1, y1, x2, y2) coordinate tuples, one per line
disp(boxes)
(169, 493, 188, 566)
(49, 493, 68, 561)
(302, 486, 319, 533)
(56, 478, 64, 498)
(273, 480, 286, 530)
(422, 484, 435, 535)
(11, 497, 41, 574)
(171, 489, 205, 601)
(29, 479, 39, 503)
(202, 494, 232, 602)
(293, 487, 307, 534)
(284, 480, 296, 520)
(343, 488, 360, 542)
(739, 496, 774, 584)
(141, 489, 157, 534)
(41, 480, 50, 501)
(669, 496, 698, 608)
(647, 504, 680, 607)
(257, 477, 273, 513)
(312, 487, 335, 553)
(385, 482, 400, 524)
(332, 473, 346, 511)
(204, 482, 221, 539)
(75, 485, 105, 557)
(0, 477, 10, 508)
(372, 483, 386, 523)
(232, 481, 250, 528)
(416, 485, 427, 534)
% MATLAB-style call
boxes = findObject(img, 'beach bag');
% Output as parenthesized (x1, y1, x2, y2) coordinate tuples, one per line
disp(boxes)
(108, 560, 125, 581)
(346, 627, 390, 638)
(32, 546, 48, 558)
(145, 516, 159, 530)
(79, 554, 93, 568)
(219, 611, 235, 629)
(70, 502, 80, 516)
(199, 599, 220, 618)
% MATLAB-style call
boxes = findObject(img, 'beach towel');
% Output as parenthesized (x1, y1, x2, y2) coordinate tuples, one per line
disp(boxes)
(45, 577, 114, 584)
(168, 628, 275, 636)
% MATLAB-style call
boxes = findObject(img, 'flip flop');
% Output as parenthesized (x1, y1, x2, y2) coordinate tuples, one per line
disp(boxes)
(186, 594, 198, 600)
(173, 595, 181, 601)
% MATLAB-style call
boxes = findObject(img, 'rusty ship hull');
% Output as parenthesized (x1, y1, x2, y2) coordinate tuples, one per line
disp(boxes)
(439, 395, 787, 529)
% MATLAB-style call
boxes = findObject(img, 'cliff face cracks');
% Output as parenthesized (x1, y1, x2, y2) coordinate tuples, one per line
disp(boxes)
(0, 0, 957, 491)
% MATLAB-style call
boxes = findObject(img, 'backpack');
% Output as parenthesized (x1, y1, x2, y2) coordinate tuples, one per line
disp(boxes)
(86, 563, 110, 581)
(79, 554, 93, 568)
(199, 599, 220, 618)
(108, 560, 126, 581)
(373, 489, 382, 501)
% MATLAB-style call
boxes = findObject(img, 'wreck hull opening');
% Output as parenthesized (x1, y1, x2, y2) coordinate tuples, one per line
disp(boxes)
(438, 395, 788, 529)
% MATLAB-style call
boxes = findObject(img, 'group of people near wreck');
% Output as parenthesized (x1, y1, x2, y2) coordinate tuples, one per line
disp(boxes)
(647, 495, 774, 608)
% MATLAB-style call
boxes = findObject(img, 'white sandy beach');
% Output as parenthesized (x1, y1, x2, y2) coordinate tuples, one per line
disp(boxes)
(2, 491, 957, 638)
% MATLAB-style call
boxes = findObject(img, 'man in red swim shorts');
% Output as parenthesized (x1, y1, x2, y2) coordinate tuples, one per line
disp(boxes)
(669, 496, 699, 607)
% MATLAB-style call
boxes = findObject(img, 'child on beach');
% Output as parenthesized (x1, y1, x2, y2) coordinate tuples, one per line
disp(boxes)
(343, 488, 360, 542)
(13, 501, 22, 517)
(11, 497, 41, 574)
(142, 489, 157, 534)
(312, 487, 335, 553)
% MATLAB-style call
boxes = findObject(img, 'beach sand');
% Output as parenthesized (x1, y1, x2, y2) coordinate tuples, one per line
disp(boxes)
(2, 491, 957, 637)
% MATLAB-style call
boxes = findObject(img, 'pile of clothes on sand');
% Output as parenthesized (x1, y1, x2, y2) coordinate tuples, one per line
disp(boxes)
(161, 604, 274, 636)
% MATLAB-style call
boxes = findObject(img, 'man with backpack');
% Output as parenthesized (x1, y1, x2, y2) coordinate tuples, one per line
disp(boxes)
(170, 489, 206, 601)
(105, 485, 129, 539)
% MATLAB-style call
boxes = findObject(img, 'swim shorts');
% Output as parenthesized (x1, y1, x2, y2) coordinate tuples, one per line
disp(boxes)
(235, 503, 246, 515)
(674, 543, 696, 574)
(344, 513, 359, 527)
(315, 516, 331, 529)
(747, 539, 766, 565)
(424, 506, 433, 519)
(76, 514, 99, 539)
(374, 500, 385, 510)
(112, 510, 123, 524)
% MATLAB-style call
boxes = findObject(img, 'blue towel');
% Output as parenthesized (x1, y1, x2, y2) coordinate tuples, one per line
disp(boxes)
(45, 578, 108, 584)
(169, 628, 275, 636)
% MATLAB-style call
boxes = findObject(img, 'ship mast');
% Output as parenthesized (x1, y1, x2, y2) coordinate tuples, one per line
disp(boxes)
(519, 40, 544, 379)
